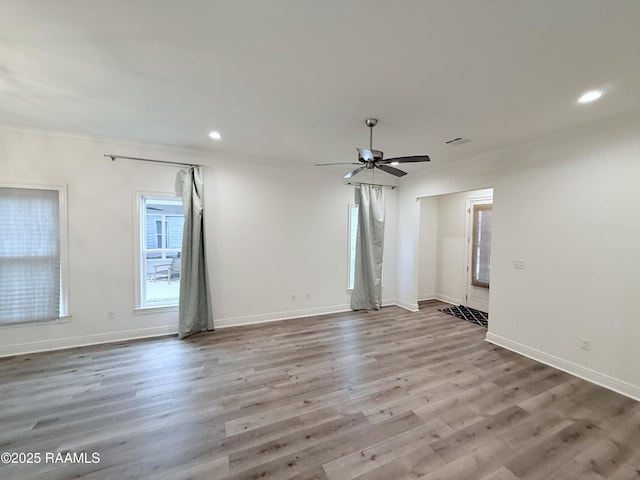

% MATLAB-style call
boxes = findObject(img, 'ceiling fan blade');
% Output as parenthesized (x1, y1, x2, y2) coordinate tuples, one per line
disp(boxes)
(315, 162, 361, 166)
(344, 166, 366, 179)
(380, 155, 431, 164)
(357, 148, 383, 162)
(375, 164, 407, 177)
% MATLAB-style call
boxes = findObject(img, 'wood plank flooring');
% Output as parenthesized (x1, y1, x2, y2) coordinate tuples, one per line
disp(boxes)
(1, 300, 639, 480)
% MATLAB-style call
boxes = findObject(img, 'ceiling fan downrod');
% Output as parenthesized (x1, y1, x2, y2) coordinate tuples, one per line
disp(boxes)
(365, 118, 378, 149)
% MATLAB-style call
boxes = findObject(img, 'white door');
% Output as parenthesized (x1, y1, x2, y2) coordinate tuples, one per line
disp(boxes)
(465, 197, 493, 312)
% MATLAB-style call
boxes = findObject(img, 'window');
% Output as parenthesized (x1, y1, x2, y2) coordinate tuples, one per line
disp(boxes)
(0, 185, 68, 325)
(347, 203, 359, 290)
(471, 204, 492, 288)
(138, 195, 184, 308)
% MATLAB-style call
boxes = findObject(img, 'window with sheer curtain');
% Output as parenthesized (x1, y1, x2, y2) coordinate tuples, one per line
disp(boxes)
(0, 186, 67, 325)
(471, 204, 492, 288)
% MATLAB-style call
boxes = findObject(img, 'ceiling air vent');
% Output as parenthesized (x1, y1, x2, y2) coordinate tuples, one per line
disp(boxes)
(445, 137, 470, 146)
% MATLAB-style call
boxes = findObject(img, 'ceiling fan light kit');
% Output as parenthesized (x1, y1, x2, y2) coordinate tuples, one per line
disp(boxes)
(315, 118, 431, 179)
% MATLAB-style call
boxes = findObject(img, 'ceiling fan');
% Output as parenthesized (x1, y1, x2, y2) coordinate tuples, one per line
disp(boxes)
(316, 118, 430, 179)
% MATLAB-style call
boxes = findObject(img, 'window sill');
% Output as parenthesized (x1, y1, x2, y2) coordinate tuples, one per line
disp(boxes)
(0, 315, 71, 328)
(134, 305, 179, 315)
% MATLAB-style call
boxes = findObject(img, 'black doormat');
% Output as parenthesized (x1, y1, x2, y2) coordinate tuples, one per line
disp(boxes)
(440, 305, 488, 328)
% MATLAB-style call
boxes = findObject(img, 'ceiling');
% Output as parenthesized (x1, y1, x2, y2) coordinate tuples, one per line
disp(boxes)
(1, 1, 640, 173)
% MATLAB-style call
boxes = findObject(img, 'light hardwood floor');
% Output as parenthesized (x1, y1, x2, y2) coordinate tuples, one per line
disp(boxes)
(1, 301, 639, 480)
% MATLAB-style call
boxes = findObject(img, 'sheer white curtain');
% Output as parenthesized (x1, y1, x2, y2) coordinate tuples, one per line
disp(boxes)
(0, 187, 60, 324)
(351, 185, 385, 310)
(177, 167, 214, 339)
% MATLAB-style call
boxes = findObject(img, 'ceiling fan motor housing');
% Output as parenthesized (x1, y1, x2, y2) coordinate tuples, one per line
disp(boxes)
(358, 150, 384, 164)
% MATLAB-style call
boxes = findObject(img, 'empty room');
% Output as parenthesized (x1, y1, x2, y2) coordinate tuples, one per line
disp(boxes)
(1, 2, 639, 479)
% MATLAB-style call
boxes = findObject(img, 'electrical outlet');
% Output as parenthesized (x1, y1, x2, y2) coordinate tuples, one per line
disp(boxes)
(306, 292, 311, 300)
(290, 293, 296, 301)
(107, 310, 115, 319)
(580, 338, 592, 351)
(514, 259, 525, 269)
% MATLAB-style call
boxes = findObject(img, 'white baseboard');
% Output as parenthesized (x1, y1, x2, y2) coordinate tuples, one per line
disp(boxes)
(0, 326, 177, 358)
(485, 332, 640, 402)
(435, 294, 461, 305)
(0, 300, 419, 357)
(394, 299, 419, 312)
(215, 304, 352, 328)
(418, 292, 436, 302)
(216, 298, 412, 328)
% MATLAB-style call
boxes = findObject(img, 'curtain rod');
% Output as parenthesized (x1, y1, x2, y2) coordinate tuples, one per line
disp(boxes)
(104, 154, 202, 168)
(346, 181, 397, 190)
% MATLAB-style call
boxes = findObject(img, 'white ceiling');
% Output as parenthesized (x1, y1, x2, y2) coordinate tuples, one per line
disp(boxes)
(1, 1, 640, 172)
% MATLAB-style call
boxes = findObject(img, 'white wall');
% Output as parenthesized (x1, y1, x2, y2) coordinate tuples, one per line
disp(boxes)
(397, 111, 640, 400)
(0, 126, 398, 356)
(417, 196, 438, 300)
(207, 158, 399, 325)
(434, 192, 467, 305)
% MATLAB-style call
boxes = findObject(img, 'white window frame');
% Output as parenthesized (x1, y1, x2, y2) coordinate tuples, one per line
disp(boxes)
(134, 192, 183, 310)
(0, 183, 70, 326)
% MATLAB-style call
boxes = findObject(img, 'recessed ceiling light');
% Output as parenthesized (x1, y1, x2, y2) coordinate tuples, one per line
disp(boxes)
(578, 90, 602, 103)
(208, 131, 223, 140)
(390, 161, 400, 166)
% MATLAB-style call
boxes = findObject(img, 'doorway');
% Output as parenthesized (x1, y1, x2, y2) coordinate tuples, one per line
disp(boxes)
(417, 188, 494, 315)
